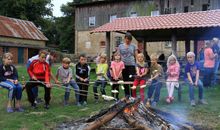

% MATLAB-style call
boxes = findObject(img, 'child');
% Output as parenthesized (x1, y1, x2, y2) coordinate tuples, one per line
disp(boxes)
(146, 53, 163, 107)
(185, 52, 208, 106)
(26, 50, 58, 104)
(56, 57, 80, 106)
(110, 52, 125, 100)
(0, 52, 24, 113)
(166, 54, 180, 103)
(93, 53, 108, 103)
(131, 53, 148, 102)
(75, 54, 90, 106)
(25, 51, 51, 109)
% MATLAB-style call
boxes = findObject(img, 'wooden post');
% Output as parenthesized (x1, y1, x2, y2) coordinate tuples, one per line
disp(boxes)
(106, 32, 111, 63)
(185, 39, 190, 53)
(194, 39, 198, 59)
(171, 33, 177, 53)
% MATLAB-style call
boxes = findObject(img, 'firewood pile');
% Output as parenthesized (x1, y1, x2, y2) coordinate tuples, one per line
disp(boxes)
(57, 97, 195, 130)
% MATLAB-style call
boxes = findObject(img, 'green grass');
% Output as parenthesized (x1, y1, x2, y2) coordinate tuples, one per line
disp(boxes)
(0, 64, 220, 129)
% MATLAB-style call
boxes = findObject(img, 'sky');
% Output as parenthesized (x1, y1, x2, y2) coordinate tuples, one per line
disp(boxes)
(51, 0, 73, 17)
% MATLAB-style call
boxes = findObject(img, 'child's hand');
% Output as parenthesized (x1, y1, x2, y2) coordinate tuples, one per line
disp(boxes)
(14, 80, 18, 84)
(55, 80, 60, 84)
(46, 83, 51, 88)
(32, 76, 37, 80)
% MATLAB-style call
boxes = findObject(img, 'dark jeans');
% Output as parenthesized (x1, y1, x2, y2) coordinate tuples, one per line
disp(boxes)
(25, 79, 51, 105)
(147, 80, 162, 103)
(122, 65, 136, 97)
(93, 80, 107, 99)
(64, 80, 79, 103)
(203, 67, 214, 87)
(111, 79, 119, 100)
(77, 80, 89, 103)
(185, 79, 204, 101)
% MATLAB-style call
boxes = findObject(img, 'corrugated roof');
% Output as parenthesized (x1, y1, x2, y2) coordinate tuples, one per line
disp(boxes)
(0, 16, 48, 41)
(91, 10, 220, 33)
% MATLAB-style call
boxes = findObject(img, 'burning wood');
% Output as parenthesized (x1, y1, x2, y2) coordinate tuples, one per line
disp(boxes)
(57, 97, 196, 130)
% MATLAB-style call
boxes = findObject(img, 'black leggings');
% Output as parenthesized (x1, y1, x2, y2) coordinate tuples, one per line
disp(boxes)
(122, 65, 136, 97)
(77, 80, 89, 102)
(25, 79, 51, 105)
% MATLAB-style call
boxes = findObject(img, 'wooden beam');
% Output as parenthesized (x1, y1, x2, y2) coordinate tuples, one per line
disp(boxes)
(106, 32, 111, 63)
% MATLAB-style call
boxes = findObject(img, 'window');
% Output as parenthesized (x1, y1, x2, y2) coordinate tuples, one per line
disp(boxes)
(173, 7, 177, 13)
(130, 12, 137, 17)
(89, 16, 95, 27)
(167, 0, 170, 8)
(184, 6, 189, 12)
(202, 4, 209, 11)
(100, 41, 106, 48)
(85, 42, 91, 49)
(3, 47, 9, 53)
(191, 0, 194, 5)
(110, 15, 117, 22)
(151, 10, 160, 16)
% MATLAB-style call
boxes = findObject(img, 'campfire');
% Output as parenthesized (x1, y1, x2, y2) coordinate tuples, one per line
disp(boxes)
(57, 97, 195, 130)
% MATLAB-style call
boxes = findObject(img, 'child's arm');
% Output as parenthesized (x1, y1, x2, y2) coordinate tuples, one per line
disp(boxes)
(187, 72, 193, 85)
(195, 70, 200, 86)
(66, 68, 73, 83)
(141, 67, 148, 77)
(136, 67, 140, 76)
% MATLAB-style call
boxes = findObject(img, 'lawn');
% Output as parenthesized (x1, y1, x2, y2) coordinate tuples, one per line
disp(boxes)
(0, 64, 220, 130)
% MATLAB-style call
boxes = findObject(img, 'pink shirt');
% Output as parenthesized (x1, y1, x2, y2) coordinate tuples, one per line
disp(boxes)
(204, 48, 215, 68)
(167, 63, 180, 81)
(110, 61, 125, 79)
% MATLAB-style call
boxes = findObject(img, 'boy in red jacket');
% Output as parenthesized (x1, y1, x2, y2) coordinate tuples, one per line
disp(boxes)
(25, 51, 51, 109)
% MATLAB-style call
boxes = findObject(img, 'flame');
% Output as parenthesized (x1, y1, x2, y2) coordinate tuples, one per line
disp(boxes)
(123, 104, 139, 115)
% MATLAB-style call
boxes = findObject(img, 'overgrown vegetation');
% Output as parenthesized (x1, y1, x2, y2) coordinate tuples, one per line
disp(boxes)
(0, 65, 220, 129)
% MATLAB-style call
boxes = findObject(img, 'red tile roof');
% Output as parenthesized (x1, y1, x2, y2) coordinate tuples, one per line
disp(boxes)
(92, 10, 220, 33)
(0, 16, 48, 41)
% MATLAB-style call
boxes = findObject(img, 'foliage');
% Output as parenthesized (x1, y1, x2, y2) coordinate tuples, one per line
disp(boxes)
(55, 3, 75, 53)
(0, 0, 53, 27)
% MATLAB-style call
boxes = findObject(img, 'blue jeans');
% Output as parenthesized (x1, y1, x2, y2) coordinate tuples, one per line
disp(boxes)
(64, 80, 79, 103)
(203, 67, 214, 87)
(186, 79, 203, 101)
(213, 61, 220, 85)
(93, 80, 107, 99)
(0, 81, 22, 100)
(147, 80, 162, 103)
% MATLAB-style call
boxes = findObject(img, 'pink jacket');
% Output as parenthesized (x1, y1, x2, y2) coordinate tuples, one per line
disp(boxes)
(167, 63, 180, 81)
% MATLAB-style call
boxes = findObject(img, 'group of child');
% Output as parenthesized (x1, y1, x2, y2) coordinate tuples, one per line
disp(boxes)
(0, 48, 208, 113)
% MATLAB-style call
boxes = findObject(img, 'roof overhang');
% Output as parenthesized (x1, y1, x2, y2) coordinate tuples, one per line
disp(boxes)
(91, 10, 220, 41)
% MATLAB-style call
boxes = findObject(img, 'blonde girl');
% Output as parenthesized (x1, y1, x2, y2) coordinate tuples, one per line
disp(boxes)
(166, 54, 180, 103)
(110, 52, 125, 100)
(131, 53, 149, 102)
(0, 52, 24, 112)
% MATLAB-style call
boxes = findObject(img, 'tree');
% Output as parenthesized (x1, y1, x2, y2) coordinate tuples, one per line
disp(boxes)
(55, 2, 75, 53)
(0, 0, 53, 27)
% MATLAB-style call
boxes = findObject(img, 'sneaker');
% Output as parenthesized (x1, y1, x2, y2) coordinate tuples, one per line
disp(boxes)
(151, 101, 157, 107)
(83, 101, 87, 106)
(95, 99, 99, 104)
(76, 102, 81, 107)
(16, 107, 24, 112)
(7, 107, 14, 113)
(170, 97, 174, 102)
(35, 98, 43, 104)
(190, 100, 196, 106)
(44, 104, 49, 109)
(64, 101, 69, 106)
(31, 103, 37, 109)
(166, 97, 171, 103)
(199, 99, 208, 105)
(145, 99, 151, 107)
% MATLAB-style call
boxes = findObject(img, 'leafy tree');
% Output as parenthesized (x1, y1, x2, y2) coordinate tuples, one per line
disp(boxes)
(55, 2, 75, 53)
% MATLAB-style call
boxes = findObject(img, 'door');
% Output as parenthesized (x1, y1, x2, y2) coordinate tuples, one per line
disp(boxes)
(18, 47, 24, 64)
